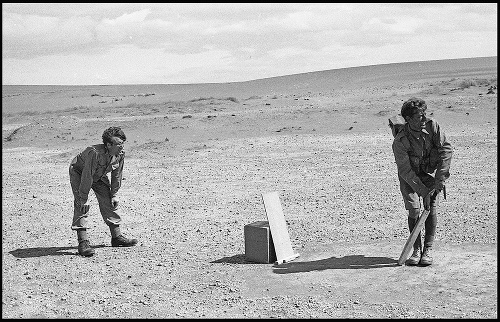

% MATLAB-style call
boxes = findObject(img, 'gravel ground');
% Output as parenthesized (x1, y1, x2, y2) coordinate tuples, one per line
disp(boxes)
(2, 74, 497, 318)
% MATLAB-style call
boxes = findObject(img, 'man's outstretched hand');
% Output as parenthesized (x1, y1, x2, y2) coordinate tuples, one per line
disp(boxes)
(80, 203, 90, 214)
(111, 197, 119, 210)
(435, 180, 445, 193)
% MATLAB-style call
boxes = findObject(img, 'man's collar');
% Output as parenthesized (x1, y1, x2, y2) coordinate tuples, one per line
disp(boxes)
(406, 123, 430, 136)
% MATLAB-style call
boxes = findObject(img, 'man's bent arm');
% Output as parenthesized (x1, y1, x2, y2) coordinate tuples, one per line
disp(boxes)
(393, 140, 432, 197)
(432, 121, 453, 184)
(110, 153, 124, 198)
(78, 148, 97, 205)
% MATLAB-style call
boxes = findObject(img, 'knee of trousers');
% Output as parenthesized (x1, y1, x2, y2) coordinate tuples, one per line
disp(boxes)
(408, 208, 420, 219)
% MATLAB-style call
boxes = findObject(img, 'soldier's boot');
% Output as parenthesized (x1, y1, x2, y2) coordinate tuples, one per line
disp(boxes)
(109, 225, 138, 247)
(78, 240, 95, 257)
(76, 229, 94, 257)
(420, 246, 433, 266)
(406, 246, 421, 266)
(111, 235, 138, 247)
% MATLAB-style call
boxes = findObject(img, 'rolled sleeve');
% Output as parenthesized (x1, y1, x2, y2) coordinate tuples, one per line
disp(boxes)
(78, 148, 98, 205)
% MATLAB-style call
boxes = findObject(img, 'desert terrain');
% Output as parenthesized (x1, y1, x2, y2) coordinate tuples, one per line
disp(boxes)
(2, 57, 497, 318)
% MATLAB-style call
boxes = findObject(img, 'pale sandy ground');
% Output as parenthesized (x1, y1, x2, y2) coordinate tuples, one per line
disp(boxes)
(2, 57, 497, 318)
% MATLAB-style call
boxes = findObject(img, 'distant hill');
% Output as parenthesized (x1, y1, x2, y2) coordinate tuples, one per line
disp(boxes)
(2, 56, 497, 114)
(248, 56, 498, 91)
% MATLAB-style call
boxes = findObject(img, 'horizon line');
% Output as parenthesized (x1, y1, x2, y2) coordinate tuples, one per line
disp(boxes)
(3, 55, 497, 87)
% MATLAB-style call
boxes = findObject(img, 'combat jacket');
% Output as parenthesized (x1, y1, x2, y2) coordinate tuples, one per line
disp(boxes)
(392, 118, 452, 197)
(70, 144, 125, 205)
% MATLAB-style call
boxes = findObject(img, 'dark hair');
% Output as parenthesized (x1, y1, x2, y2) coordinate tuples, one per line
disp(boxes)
(401, 97, 427, 119)
(102, 127, 126, 145)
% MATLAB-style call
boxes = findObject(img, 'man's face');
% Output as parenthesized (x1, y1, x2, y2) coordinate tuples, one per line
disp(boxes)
(106, 136, 125, 156)
(407, 110, 427, 131)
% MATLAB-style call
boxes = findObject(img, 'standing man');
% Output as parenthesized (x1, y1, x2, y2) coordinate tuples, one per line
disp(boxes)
(69, 126, 138, 257)
(392, 98, 453, 266)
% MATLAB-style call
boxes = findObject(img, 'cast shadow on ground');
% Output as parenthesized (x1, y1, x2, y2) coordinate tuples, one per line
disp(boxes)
(210, 254, 261, 264)
(272, 254, 398, 274)
(9, 245, 107, 258)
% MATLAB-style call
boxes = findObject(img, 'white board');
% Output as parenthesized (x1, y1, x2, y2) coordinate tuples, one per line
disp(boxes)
(262, 191, 299, 265)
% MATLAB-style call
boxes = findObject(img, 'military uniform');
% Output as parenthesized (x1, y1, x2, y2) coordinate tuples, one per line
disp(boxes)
(392, 116, 453, 265)
(69, 144, 125, 230)
(392, 118, 452, 209)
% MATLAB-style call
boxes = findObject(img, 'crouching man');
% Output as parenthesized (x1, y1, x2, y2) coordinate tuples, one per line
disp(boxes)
(392, 98, 453, 266)
(69, 126, 138, 256)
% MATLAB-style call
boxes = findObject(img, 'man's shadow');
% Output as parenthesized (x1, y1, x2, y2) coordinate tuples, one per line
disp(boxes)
(9, 245, 106, 258)
(273, 254, 398, 274)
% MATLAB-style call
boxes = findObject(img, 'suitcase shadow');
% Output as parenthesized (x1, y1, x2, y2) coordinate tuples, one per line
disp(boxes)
(273, 254, 398, 273)
(9, 245, 107, 258)
(211, 254, 258, 264)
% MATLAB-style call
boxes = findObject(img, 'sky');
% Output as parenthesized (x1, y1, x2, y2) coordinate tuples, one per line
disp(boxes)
(2, 3, 497, 85)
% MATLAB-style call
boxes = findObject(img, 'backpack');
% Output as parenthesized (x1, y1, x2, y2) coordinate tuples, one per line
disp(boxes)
(388, 114, 406, 137)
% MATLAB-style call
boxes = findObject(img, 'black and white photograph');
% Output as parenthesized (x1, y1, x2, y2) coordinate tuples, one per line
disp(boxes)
(2, 3, 497, 318)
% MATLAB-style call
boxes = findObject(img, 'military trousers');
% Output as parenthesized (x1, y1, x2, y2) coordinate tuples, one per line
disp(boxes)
(69, 165, 122, 230)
